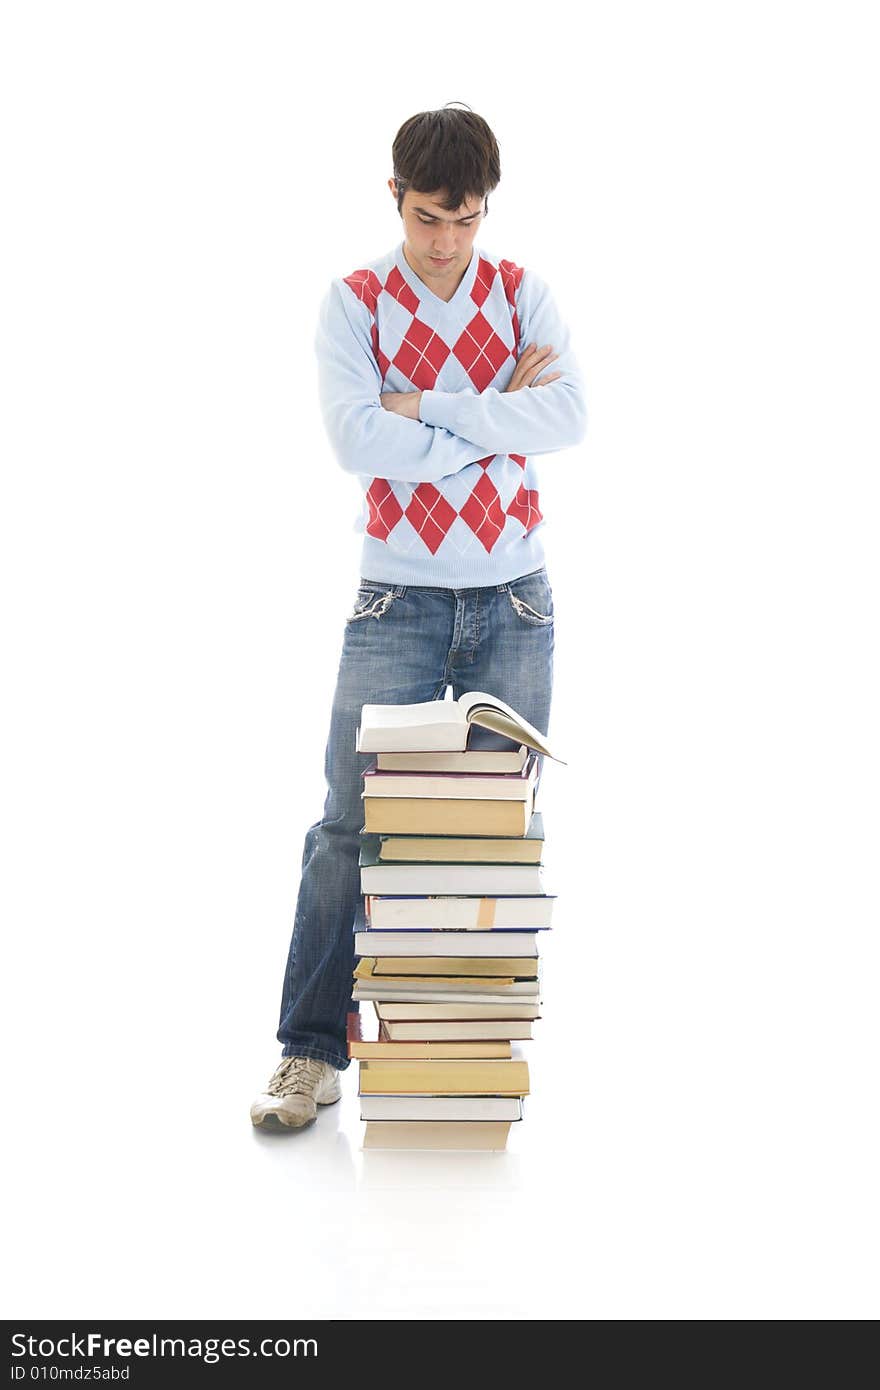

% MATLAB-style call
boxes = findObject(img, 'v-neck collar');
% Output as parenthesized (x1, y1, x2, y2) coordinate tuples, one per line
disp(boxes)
(394, 240, 480, 312)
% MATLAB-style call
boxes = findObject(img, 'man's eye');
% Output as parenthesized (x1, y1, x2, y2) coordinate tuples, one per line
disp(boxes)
(417, 218, 477, 227)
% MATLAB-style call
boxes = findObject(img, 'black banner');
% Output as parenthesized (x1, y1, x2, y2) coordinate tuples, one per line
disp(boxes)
(3, 1322, 571, 1383)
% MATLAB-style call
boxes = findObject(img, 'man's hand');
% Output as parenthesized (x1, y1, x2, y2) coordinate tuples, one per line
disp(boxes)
(380, 390, 422, 419)
(504, 343, 561, 392)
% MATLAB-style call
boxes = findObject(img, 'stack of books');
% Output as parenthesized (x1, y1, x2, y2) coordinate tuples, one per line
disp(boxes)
(349, 690, 561, 1152)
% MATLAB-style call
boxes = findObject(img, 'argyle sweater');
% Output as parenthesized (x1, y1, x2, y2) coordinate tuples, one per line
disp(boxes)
(314, 239, 587, 586)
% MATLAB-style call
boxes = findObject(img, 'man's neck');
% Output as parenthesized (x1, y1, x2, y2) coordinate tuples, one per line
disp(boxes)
(402, 243, 472, 303)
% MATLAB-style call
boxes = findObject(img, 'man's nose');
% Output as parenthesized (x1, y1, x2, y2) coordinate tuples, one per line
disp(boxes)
(433, 229, 456, 254)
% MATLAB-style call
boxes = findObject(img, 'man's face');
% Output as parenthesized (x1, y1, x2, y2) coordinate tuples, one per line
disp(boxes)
(389, 180, 485, 298)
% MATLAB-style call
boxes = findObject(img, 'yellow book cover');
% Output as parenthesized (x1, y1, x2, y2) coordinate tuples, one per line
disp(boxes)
(353, 958, 515, 987)
(363, 797, 531, 836)
(370, 957, 538, 978)
(378, 833, 542, 864)
(358, 1058, 530, 1096)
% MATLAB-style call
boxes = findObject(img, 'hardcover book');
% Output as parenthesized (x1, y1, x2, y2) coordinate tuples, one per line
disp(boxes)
(363, 795, 534, 837)
(373, 1001, 541, 1021)
(375, 745, 528, 773)
(356, 690, 562, 762)
(345, 1013, 512, 1060)
(358, 842, 544, 896)
(379, 1018, 535, 1041)
(364, 895, 555, 930)
(361, 755, 538, 802)
(358, 1057, 530, 1096)
(358, 1095, 524, 1121)
(364, 956, 539, 978)
(353, 930, 541, 957)
(372, 812, 544, 864)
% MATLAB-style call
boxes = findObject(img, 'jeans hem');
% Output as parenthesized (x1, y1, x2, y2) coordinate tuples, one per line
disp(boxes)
(279, 1041, 350, 1070)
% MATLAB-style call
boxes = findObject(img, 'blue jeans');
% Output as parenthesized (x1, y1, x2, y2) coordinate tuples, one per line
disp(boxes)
(276, 565, 555, 1068)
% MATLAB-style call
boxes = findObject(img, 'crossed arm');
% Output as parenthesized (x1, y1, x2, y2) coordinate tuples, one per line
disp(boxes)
(315, 270, 587, 486)
(380, 342, 562, 418)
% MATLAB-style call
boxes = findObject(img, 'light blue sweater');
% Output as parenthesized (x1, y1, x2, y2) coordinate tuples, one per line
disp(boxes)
(314, 240, 587, 587)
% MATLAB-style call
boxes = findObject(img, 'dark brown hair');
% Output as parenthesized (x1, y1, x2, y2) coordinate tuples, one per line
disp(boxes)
(391, 103, 501, 214)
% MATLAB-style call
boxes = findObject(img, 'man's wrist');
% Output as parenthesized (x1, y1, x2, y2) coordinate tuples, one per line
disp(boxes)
(418, 389, 457, 430)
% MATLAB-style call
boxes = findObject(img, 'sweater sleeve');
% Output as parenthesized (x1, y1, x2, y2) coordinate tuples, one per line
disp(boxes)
(417, 268, 588, 455)
(315, 279, 498, 485)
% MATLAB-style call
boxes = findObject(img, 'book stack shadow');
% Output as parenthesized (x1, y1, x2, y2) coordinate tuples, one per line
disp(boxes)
(348, 690, 561, 1152)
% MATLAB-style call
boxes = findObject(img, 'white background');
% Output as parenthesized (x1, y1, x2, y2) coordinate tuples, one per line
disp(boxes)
(2, 1, 878, 1320)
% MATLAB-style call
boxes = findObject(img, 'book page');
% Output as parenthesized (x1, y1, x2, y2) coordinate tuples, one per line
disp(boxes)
(456, 691, 563, 762)
(361, 700, 465, 729)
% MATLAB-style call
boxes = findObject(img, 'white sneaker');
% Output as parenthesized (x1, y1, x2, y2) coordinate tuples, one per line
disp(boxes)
(250, 1056, 342, 1130)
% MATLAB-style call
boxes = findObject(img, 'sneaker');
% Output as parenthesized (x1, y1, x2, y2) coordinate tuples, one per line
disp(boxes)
(250, 1056, 342, 1130)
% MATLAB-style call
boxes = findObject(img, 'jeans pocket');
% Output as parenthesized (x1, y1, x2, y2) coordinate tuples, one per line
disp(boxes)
(506, 569, 554, 626)
(346, 584, 398, 624)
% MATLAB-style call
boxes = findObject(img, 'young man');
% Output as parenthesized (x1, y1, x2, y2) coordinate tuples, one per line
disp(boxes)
(250, 105, 587, 1129)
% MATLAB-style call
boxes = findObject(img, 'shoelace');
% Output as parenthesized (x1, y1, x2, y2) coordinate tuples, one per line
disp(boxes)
(266, 1055, 325, 1098)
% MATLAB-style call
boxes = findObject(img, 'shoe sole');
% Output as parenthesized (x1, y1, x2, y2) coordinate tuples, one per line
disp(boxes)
(251, 1086, 342, 1130)
(253, 1111, 315, 1131)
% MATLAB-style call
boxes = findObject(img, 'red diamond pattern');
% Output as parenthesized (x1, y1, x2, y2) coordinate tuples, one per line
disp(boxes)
(470, 257, 497, 308)
(459, 472, 507, 553)
(343, 268, 382, 314)
(370, 321, 390, 381)
(383, 266, 420, 314)
(365, 478, 403, 541)
(343, 254, 541, 554)
(499, 259, 523, 350)
(404, 484, 458, 554)
(506, 483, 543, 533)
(452, 311, 514, 391)
(392, 317, 451, 390)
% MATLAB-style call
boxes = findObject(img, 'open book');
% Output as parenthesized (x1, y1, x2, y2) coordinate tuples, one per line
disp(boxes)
(356, 690, 564, 763)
